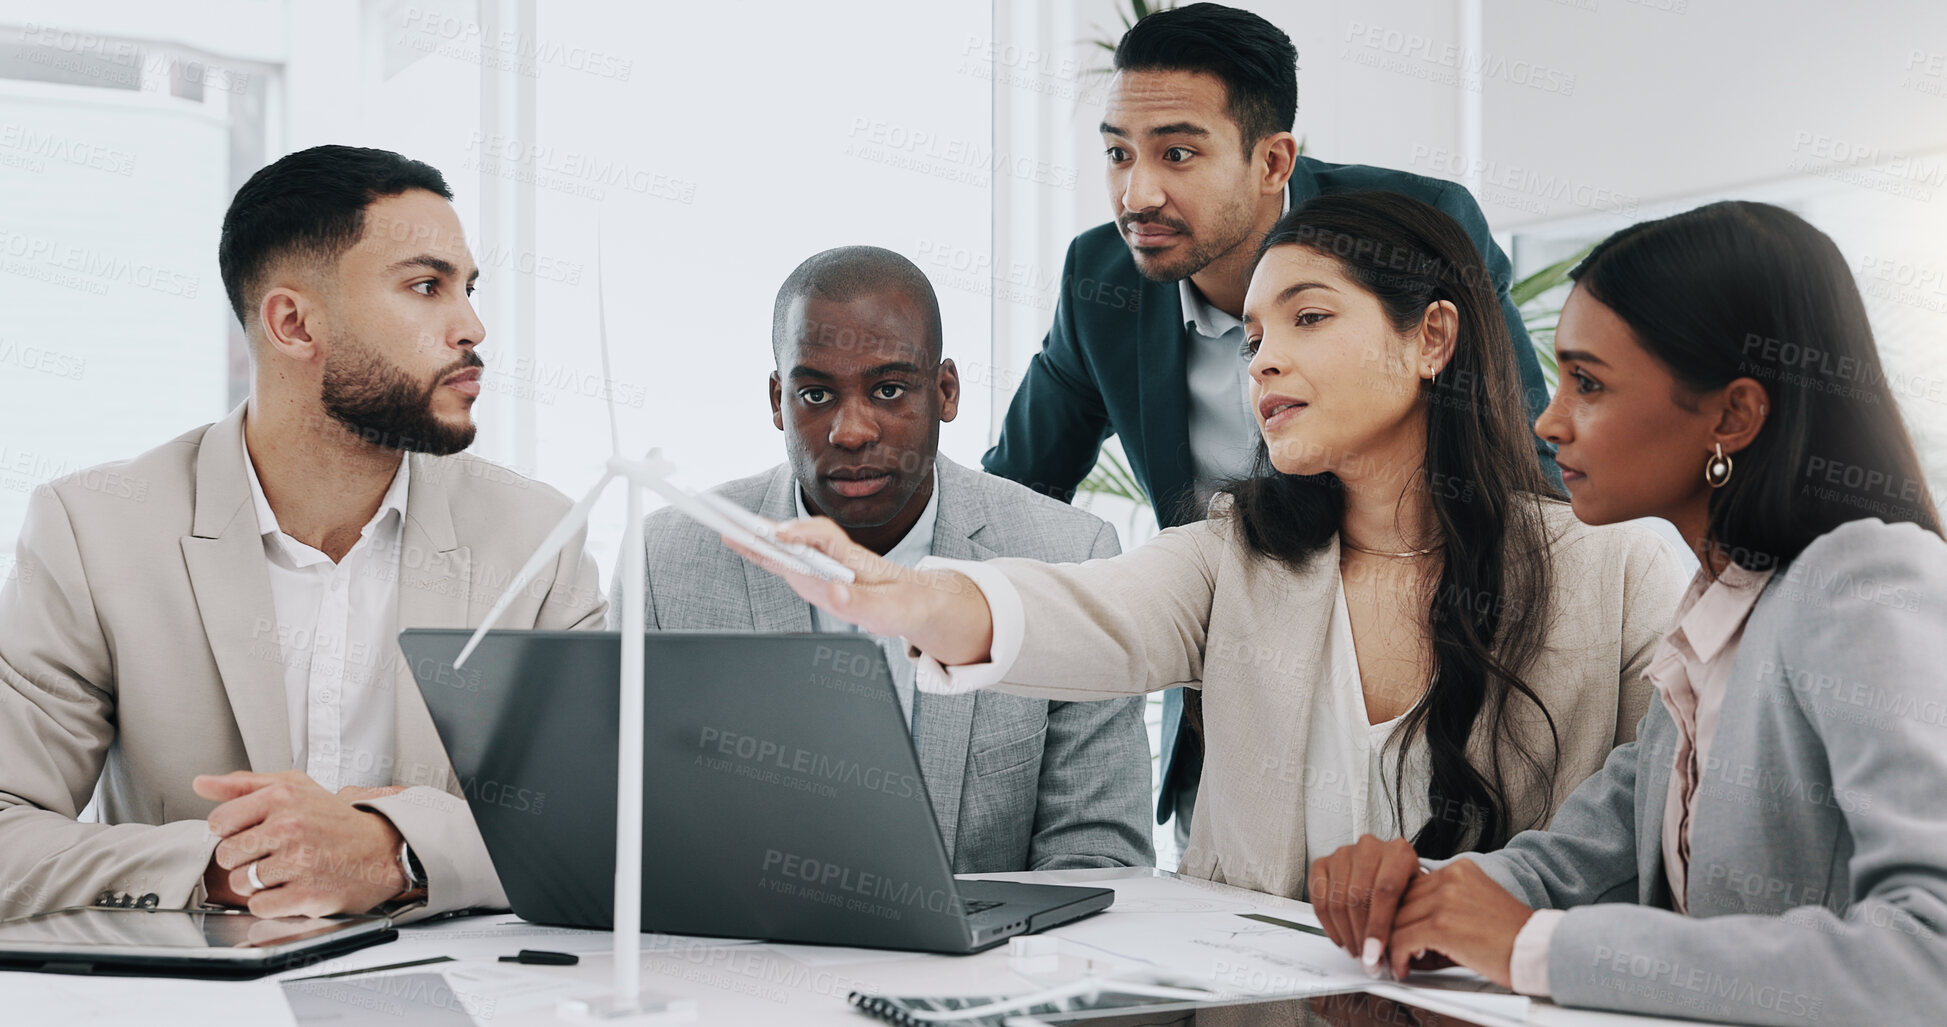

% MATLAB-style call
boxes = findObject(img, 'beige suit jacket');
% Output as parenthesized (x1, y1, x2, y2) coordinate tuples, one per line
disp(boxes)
(0, 405, 605, 921)
(969, 500, 1686, 899)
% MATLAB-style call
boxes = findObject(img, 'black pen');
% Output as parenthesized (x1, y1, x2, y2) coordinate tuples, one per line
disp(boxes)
(501, 948, 579, 965)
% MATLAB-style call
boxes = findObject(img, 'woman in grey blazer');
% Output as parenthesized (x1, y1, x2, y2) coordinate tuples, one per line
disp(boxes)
(728, 193, 1686, 901)
(1313, 201, 1947, 1025)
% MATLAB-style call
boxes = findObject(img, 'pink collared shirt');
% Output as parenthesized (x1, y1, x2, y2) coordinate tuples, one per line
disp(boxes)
(1509, 562, 1773, 996)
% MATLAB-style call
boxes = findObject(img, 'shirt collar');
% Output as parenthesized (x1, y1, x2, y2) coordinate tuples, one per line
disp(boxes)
(1180, 187, 1292, 337)
(1671, 562, 1774, 663)
(245, 446, 410, 542)
(794, 464, 940, 568)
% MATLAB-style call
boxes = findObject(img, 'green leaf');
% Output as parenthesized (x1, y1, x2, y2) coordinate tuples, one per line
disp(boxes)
(1508, 243, 1592, 308)
(1076, 444, 1152, 507)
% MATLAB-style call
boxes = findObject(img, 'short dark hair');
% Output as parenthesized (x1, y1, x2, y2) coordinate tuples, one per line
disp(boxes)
(1113, 3, 1297, 153)
(218, 144, 452, 329)
(770, 246, 944, 363)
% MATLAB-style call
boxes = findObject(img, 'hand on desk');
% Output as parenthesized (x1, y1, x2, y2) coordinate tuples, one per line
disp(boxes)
(1311, 835, 1531, 987)
(724, 516, 997, 666)
(195, 770, 409, 917)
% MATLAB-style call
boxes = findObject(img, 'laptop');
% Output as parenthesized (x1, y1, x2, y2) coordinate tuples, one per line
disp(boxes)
(399, 629, 1114, 954)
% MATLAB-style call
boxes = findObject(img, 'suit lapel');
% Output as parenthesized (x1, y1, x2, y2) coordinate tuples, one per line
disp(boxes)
(744, 465, 816, 632)
(391, 454, 472, 790)
(1636, 722, 1675, 907)
(1136, 277, 1197, 526)
(910, 459, 992, 862)
(180, 406, 294, 772)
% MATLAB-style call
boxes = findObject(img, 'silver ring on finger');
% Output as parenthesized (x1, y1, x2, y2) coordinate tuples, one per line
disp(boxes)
(246, 861, 266, 893)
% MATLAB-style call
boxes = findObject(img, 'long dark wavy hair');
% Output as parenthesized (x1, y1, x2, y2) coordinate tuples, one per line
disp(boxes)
(1570, 200, 1940, 566)
(1219, 191, 1562, 859)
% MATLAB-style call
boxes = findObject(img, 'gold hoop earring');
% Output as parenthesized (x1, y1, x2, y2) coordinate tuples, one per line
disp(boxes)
(1705, 443, 1733, 488)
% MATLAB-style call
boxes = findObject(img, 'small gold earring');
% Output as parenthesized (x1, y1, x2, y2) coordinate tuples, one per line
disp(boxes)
(1704, 443, 1733, 488)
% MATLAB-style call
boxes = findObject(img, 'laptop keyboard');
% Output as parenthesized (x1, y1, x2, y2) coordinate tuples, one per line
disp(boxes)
(961, 899, 1003, 915)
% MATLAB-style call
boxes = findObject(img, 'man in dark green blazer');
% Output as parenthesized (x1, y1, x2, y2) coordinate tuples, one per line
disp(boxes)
(981, 3, 1557, 847)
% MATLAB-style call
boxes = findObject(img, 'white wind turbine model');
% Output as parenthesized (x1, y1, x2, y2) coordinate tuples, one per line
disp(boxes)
(450, 237, 852, 1020)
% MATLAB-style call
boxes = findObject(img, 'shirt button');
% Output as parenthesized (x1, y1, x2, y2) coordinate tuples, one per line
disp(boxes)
(320, 691, 334, 703)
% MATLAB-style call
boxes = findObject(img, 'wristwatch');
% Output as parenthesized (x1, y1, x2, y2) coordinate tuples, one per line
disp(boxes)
(395, 838, 428, 898)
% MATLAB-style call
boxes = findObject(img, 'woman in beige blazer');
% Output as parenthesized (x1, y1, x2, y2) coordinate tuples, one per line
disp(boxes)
(731, 192, 1686, 902)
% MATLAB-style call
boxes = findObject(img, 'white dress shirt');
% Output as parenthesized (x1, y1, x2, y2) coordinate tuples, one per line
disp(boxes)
(244, 450, 408, 793)
(913, 547, 1433, 868)
(795, 471, 939, 729)
(1304, 578, 1432, 864)
(1178, 188, 1292, 507)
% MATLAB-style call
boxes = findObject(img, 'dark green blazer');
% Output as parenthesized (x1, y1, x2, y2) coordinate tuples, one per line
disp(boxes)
(982, 155, 1557, 823)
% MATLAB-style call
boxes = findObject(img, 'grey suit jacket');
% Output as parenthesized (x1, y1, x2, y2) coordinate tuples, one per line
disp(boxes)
(621, 454, 1154, 874)
(1461, 518, 1947, 1025)
(0, 406, 606, 921)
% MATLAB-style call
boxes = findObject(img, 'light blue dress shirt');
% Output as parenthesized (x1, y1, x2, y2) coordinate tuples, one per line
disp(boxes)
(794, 469, 940, 729)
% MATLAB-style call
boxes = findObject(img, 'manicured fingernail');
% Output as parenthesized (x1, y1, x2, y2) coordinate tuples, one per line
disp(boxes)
(1362, 938, 1382, 974)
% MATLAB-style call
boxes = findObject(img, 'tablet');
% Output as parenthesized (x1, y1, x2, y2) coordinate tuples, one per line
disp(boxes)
(0, 907, 396, 979)
(1004, 989, 1497, 1025)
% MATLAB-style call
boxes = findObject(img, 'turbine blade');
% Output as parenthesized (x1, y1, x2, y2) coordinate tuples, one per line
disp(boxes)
(452, 471, 615, 667)
(595, 223, 621, 457)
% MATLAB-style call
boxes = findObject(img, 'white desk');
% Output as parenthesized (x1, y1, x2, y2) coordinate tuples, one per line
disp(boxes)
(0, 869, 1696, 1026)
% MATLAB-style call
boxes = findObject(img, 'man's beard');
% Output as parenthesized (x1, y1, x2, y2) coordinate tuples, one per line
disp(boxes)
(1122, 200, 1259, 283)
(320, 342, 481, 456)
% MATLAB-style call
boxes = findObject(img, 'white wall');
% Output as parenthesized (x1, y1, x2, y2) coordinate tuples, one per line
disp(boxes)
(991, 0, 1947, 503)
(519, 0, 993, 579)
(0, 15, 242, 572)
(0, 0, 993, 593)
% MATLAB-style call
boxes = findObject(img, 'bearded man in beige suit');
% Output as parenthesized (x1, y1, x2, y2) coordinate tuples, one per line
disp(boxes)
(0, 146, 603, 923)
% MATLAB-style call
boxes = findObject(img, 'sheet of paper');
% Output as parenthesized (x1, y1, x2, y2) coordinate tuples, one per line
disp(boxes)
(764, 942, 918, 967)
(1067, 873, 1267, 916)
(442, 961, 594, 1016)
(1045, 908, 1372, 998)
(0, 974, 296, 1027)
(283, 971, 478, 1025)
